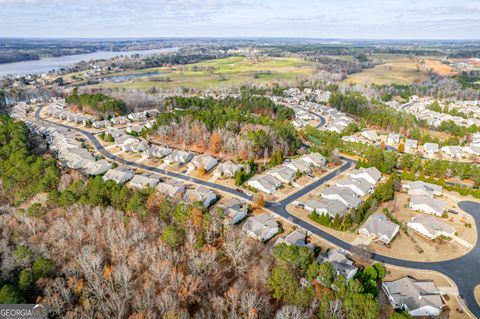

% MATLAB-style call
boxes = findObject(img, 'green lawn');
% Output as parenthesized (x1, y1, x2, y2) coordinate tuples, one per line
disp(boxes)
(95, 56, 316, 90)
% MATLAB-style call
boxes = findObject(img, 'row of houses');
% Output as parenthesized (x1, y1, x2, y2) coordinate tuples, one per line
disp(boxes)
(46, 103, 160, 129)
(25, 120, 113, 176)
(302, 167, 382, 219)
(389, 96, 480, 129)
(247, 153, 326, 194)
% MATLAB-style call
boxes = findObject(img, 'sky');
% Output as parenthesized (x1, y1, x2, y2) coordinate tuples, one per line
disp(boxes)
(0, 0, 479, 39)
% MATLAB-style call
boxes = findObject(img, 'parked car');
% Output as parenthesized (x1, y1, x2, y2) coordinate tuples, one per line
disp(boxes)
(448, 209, 459, 215)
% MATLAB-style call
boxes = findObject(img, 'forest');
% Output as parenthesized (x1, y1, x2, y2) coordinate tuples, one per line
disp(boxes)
(150, 95, 301, 159)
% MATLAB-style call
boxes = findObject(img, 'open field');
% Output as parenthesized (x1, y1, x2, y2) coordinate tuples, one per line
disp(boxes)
(344, 55, 425, 85)
(422, 58, 458, 76)
(95, 56, 317, 90)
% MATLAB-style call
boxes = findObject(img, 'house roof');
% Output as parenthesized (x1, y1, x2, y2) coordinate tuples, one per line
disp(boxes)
(250, 174, 282, 191)
(242, 214, 278, 239)
(336, 176, 374, 194)
(304, 199, 348, 216)
(423, 143, 439, 152)
(405, 139, 418, 148)
(271, 166, 296, 181)
(321, 186, 361, 207)
(317, 249, 358, 279)
(156, 179, 185, 198)
(360, 213, 399, 241)
(405, 181, 442, 197)
(407, 215, 455, 236)
(383, 277, 443, 312)
(349, 167, 382, 183)
(410, 195, 447, 212)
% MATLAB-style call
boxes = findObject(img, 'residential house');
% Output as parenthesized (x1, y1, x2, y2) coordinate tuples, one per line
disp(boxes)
(242, 214, 280, 241)
(423, 143, 439, 158)
(103, 167, 135, 185)
(128, 173, 160, 189)
(336, 177, 374, 196)
(359, 213, 399, 244)
(156, 179, 186, 199)
(463, 145, 480, 156)
(183, 186, 217, 207)
(302, 153, 326, 167)
(342, 135, 365, 144)
(218, 198, 248, 225)
(409, 195, 447, 216)
(441, 146, 463, 159)
(407, 216, 455, 240)
(82, 159, 112, 176)
(270, 166, 296, 183)
(164, 150, 194, 165)
(349, 167, 382, 185)
(285, 158, 312, 174)
(382, 277, 444, 317)
(387, 133, 401, 145)
(405, 139, 418, 153)
(274, 229, 315, 250)
(403, 181, 442, 197)
(126, 124, 144, 134)
(303, 198, 348, 218)
(106, 128, 124, 139)
(247, 174, 282, 194)
(190, 154, 219, 172)
(321, 186, 362, 209)
(361, 130, 379, 142)
(149, 145, 173, 158)
(317, 249, 358, 281)
(128, 112, 147, 122)
(215, 161, 244, 178)
(110, 116, 129, 125)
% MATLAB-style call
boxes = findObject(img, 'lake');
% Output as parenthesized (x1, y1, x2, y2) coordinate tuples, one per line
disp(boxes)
(0, 47, 178, 77)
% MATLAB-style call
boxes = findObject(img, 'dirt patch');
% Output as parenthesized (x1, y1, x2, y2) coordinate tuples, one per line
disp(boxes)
(422, 59, 458, 76)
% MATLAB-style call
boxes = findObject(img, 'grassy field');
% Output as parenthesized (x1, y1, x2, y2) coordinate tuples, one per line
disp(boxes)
(95, 56, 316, 90)
(422, 58, 458, 76)
(344, 55, 426, 86)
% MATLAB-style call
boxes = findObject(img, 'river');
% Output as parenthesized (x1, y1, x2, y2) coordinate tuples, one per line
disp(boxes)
(0, 47, 178, 77)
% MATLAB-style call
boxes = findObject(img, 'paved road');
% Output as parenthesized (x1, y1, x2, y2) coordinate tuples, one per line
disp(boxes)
(35, 108, 480, 317)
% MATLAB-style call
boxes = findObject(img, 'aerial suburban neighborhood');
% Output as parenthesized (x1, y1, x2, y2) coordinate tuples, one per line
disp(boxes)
(1, 2, 480, 318)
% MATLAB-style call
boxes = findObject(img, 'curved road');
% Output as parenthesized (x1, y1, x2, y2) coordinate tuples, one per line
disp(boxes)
(35, 108, 480, 317)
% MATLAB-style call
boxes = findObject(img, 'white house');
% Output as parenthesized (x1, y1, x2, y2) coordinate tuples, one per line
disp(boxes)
(387, 133, 401, 145)
(409, 195, 447, 216)
(128, 173, 160, 189)
(156, 179, 186, 199)
(215, 161, 244, 178)
(270, 166, 296, 183)
(403, 181, 442, 197)
(242, 214, 280, 242)
(189, 154, 219, 172)
(348, 167, 382, 185)
(103, 167, 135, 185)
(441, 146, 463, 159)
(164, 150, 194, 165)
(361, 130, 379, 142)
(317, 249, 358, 281)
(247, 174, 282, 194)
(359, 213, 399, 244)
(183, 186, 217, 207)
(218, 198, 248, 225)
(303, 198, 348, 218)
(321, 186, 362, 209)
(423, 143, 439, 158)
(405, 139, 418, 153)
(336, 177, 374, 196)
(407, 216, 455, 240)
(383, 277, 444, 317)
(274, 229, 315, 250)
